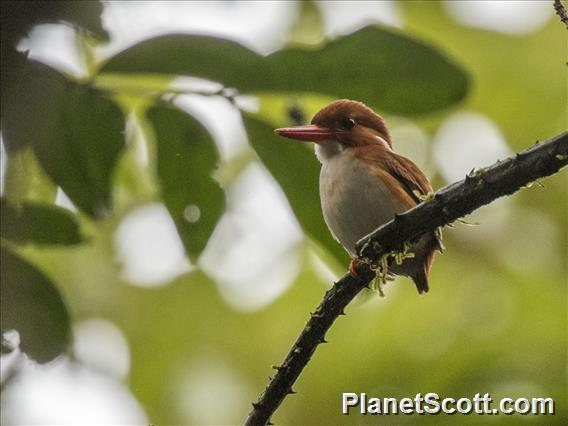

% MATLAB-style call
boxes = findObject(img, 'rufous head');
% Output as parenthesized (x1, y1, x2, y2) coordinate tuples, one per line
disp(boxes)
(275, 99, 392, 149)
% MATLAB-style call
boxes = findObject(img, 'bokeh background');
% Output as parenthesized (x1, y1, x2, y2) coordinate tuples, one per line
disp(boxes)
(1, 1, 566, 424)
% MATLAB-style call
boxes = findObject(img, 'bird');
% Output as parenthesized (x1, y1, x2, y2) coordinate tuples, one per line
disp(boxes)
(274, 99, 443, 294)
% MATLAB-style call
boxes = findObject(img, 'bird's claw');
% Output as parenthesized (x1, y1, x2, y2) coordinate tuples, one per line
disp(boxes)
(348, 259, 360, 278)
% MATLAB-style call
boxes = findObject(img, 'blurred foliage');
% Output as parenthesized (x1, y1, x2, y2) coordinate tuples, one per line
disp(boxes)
(286, 0, 325, 46)
(243, 114, 349, 271)
(148, 105, 225, 261)
(1, 247, 70, 364)
(0, 0, 107, 46)
(0, 0, 108, 127)
(0, 1, 566, 425)
(1, 198, 82, 246)
(4, 146, 57, 206)
(101, 26, 468, 114)
(2, 56, 126, 218)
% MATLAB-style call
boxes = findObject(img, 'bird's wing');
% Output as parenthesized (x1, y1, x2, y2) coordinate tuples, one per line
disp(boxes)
(353, 144, 432, 204)
(385, 153, 433, 204)
(388, 153, 445, 252)
(353, 145, 444, 254)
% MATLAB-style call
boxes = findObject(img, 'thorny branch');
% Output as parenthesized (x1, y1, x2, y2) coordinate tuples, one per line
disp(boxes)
(554, 0, 568, 29)
(244, 131, 568, 426)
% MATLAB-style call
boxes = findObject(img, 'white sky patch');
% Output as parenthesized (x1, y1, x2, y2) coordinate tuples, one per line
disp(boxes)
(433, 111, 512, 184)
(114, 203, 191, 287)
(1, 331, 21, 384)
(16, 2, 296, 84)
(18, 1, 407, 71)
(0, 358, 147, 425)
(170, 76, 224, 96)
(445, 1, 553, 36)
(317, 0, 402, 35)
(18, 24, 86, 78)
(100, 1, 295, 57)
(234, 95, 260, 113)
(174, 95, 249, 161)
(55, 187, 78, 213)
(200, 163, 303, 311)
(73, 318, 131, 381)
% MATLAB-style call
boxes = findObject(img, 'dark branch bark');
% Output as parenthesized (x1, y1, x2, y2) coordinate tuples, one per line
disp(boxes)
(244, 131, 568, 426)
(554, 0, 568, 29)
(357, 132, 568, 259)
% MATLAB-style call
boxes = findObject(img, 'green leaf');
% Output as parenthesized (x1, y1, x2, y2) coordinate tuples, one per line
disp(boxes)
(1, 198, 82, 245)
(101, 26, 469, 114)
(242, 114, 349, 269)
(0, 247, 71, 363)
(266, 26, 469, 115)
(1, 0, 108, 47)
(147, 105, 224, 261)
(287, 0, 325, 46)
(101, 34, 264, 92)
(2, 59, 126, 218)
(0, 2, 108, 98)
(4, 146, 57, 206)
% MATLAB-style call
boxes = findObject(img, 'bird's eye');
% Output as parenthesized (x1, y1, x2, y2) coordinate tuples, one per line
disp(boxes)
(340, 117, 356, 130)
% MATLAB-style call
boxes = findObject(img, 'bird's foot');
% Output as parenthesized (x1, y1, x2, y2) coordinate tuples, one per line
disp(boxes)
(369, 254, 391, 297)
(348, 259, 360, 278)
(349, 258, 388, 297)
(370, 277, 386, 297)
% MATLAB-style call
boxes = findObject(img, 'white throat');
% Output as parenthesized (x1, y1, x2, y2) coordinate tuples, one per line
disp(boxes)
(315, 140, 344, 163)
(315, 135, 391, 164)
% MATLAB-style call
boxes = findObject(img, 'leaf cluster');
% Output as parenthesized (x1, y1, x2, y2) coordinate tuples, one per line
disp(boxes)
(0, 0, 469, 379)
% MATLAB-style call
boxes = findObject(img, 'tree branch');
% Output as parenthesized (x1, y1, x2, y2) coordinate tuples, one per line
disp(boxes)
(554, 0, 568, 29)
(244, 131, 568, 426)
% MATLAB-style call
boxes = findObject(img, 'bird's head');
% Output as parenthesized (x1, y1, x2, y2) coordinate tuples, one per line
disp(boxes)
(275, 100, 392, 156)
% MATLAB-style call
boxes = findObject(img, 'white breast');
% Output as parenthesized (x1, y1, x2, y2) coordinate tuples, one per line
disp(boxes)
(317, 144, 399, 256)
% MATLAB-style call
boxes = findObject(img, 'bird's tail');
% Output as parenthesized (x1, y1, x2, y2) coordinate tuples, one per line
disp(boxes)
(411, 255, 432, 294)
(411, 228, 443, 294)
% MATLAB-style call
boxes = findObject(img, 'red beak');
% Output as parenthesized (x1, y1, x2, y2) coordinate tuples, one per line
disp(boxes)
(274, 125, 335, 142)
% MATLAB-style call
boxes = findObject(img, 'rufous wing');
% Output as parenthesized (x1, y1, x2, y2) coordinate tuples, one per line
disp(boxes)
(354, 145, 443, 294)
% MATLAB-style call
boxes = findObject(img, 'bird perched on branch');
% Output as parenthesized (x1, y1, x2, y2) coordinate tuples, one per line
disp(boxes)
(275, 99, 443, 294)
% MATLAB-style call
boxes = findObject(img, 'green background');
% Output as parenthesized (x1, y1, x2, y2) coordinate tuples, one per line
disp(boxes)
(1, 1, 566, 424)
